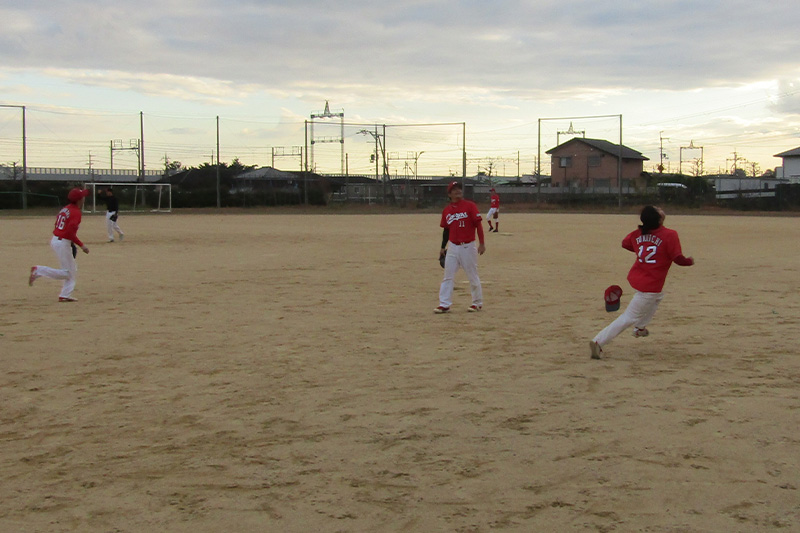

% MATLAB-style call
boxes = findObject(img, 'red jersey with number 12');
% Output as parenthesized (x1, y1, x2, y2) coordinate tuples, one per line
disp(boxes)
(441, 199, 482, 243)
(622, 225, 684, 293)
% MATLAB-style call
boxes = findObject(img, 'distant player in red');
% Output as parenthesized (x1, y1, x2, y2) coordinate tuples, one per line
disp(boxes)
(29, 187, 91, 302)
(590, 205, 694, 359)
(436, 181, 486, 313)
(487, 188, 500, 232)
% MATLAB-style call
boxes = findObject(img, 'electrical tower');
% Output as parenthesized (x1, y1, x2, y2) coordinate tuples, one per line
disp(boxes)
(110, 139, 140, 172)
(309, 101, 344, 174)
(679, 140, 704, 176)
(272, 146, 303, 172)
(556, 122, 585, 145)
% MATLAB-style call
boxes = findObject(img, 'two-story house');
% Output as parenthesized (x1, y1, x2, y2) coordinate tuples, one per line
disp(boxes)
(546, 138, 649, 189)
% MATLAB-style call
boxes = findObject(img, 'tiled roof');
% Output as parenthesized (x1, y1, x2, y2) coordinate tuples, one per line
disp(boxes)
(774, 147, 800, 158)
(546, 138, 649, 160)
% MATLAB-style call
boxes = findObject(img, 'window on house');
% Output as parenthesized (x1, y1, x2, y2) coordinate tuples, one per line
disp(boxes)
(559, 157, 572, 168)
(588, 156, 602, 167)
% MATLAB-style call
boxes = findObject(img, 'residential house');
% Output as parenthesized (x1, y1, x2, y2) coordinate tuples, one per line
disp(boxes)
(546, 138, 649, 189)
(774, 146, 800, 183)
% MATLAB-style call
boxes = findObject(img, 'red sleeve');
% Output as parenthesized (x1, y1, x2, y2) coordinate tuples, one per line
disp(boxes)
(471, 202, 485, 244)
(64, 207, 84, 247)
(665, 228, 684, 261)
(621, 231, 636, 252)
(673, 254, 693, 266)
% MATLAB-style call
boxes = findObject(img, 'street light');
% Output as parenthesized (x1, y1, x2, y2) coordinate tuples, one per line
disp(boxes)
(1, 104, 27, 209)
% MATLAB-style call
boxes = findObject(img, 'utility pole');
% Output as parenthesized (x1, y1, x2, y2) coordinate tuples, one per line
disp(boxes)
(727, 150, 741, 175)
(139, 112, 145, 182)
(658, 131, 669, 173)
(216, 115, 221, 208)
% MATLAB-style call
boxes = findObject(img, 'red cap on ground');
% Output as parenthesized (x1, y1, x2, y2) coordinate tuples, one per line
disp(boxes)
(604, 285, 623, 312)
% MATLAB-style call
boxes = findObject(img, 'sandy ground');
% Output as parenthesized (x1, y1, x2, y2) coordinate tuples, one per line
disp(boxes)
(1, 210, 799, 532)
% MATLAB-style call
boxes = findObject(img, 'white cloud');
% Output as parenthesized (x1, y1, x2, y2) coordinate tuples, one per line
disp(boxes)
(2, 0, 800, 170)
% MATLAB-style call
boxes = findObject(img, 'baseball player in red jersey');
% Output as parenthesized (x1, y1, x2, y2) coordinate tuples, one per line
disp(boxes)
(28, 188, 91, 302)
(435, 181, 486, 313)
(590, 205, 694, 359)
(487, 188, 500, 232)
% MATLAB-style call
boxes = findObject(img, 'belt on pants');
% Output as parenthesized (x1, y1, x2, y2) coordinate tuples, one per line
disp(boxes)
(450, 240, 474, 246)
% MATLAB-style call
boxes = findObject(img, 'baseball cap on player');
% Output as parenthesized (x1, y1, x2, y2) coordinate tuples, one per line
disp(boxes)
(67, 188, 90, 202)
(447, 181, 461, 192)
(604, 285, 623, 312)
(490, 188, 496, 192)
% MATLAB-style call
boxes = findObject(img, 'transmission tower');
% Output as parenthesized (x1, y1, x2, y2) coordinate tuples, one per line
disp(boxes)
(309, 101, 344, 174)
(679, 140, 704, 176)
(110, 139, 140, 172)
(556, 122, 585, 145)
(272, 146, 303, 172)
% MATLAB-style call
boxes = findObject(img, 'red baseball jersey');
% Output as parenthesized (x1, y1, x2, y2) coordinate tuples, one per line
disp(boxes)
(490, 194, 500, 208)
(622, 225, 684, 293)
(53, 203, 84, 247)
(441, 199, 483, 243)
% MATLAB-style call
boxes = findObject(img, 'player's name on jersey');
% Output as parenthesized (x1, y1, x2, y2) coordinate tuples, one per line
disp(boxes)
(635, 234, 663, 246)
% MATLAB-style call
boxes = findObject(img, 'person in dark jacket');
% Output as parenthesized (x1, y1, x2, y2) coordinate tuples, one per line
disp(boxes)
(104, 187, 125, 242)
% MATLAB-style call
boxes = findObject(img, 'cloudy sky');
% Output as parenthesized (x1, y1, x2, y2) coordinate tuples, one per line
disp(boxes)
(1, 0, 799, 177)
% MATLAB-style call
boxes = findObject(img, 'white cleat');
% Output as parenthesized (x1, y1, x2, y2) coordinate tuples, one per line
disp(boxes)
(590, 341, 603, 360)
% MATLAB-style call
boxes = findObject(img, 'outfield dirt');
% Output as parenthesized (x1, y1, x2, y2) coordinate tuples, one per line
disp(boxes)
(2, 211, 799, 532)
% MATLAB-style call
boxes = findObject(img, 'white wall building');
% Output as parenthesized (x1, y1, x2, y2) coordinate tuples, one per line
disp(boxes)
(774, 147, 800, 183)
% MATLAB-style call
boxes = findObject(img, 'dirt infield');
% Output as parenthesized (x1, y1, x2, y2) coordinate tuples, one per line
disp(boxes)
(2, 211, 799, 532)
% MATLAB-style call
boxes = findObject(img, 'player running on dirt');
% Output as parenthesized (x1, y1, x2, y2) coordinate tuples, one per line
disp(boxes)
(590, 205, 694, 359)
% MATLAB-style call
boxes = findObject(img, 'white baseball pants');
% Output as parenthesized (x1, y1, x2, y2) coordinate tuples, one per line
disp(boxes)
(34, 236, 78, 299)
(106, 211, 123, 240)
(593, 290, 663, 347)
(487, 207, 498, 221)
(439, 241, 483, 308)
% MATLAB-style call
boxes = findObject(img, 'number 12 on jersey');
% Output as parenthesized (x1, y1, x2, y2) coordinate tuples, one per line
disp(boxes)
(637, 245, 657, 264)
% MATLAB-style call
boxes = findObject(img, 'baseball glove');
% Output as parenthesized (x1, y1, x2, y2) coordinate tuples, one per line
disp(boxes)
(439, 250, 447, 268)
(110, 212, 118, 222)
